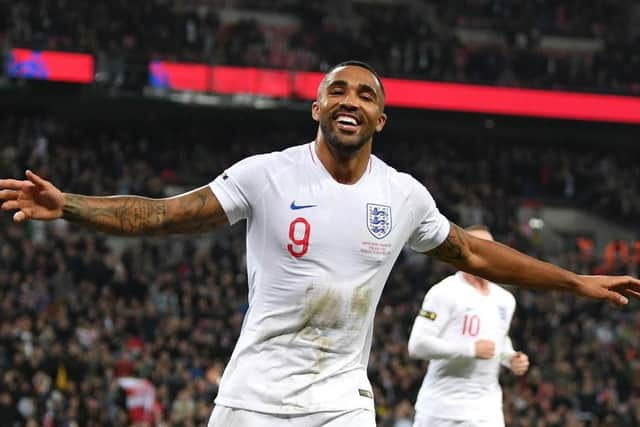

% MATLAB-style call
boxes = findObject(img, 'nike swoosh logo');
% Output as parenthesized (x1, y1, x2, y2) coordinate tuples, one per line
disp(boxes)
(290, 201, 318, 210)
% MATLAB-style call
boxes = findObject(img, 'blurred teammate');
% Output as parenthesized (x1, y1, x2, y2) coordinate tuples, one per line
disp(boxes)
(1, 60, 639, 427)
(408, 225, 529, 427)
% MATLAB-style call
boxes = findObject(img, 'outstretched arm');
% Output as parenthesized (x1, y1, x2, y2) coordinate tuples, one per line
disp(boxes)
(426, 222, 640, 306)
(0, 170, 228, 235)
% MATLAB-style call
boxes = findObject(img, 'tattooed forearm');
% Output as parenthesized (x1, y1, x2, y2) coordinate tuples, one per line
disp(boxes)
(425, 222, 580, 291)
(63, 194, 169, 235)
(425, 223, 469, 263)
(62, 187, 226, 236)
(158, 191, 223, 234)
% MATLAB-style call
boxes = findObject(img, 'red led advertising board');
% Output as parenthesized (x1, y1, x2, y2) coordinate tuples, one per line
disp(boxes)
(149, 62, 640, 124)
(9, 48, 94, 83)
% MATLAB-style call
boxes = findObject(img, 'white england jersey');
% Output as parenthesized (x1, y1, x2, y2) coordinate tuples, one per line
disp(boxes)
(209, 141, 449, 414)
(412, 272, 516, 421)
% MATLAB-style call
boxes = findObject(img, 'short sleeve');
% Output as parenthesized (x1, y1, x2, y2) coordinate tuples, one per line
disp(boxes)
(405, 177, 450, 252)
(208, 153, 272, 225)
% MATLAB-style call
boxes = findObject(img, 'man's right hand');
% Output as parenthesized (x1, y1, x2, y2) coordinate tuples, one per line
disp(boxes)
(474, 339, 495, 359)
(0, 170, 64, 222)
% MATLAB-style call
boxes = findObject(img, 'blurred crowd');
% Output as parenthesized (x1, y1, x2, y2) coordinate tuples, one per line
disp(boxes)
(1, 0, 639, 94)
(0, 113, 639, 426)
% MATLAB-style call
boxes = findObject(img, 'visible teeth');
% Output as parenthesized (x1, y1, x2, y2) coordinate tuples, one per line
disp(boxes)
(337, 116, 357, 125)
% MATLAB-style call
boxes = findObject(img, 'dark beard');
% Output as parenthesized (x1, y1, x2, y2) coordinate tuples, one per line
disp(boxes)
(320, 120, 370, 156)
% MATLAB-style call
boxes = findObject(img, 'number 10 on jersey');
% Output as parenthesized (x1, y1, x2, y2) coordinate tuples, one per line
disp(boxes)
(462, 314, 480, 336)
(288, 217, 311, 258)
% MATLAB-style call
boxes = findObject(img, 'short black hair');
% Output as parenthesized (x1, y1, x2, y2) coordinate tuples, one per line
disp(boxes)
(326, 60, 386, 97)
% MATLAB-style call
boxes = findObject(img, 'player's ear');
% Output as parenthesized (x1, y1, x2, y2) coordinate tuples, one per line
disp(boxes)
(375, 112, 387, 132)
(311, 101, 320, 122)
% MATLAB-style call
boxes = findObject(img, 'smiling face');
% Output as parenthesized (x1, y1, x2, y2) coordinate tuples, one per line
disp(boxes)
(312, 65, 387, 155)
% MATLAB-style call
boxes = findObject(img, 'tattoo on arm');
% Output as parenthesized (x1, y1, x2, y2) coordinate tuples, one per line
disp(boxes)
(425, 222, 469, 263)
(160, 190, 224, 234)
(63, 194, 169, 235)
(62, 187, 226, 235)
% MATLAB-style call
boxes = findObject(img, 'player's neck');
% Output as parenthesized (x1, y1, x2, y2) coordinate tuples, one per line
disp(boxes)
(462, 272, 490, 295)
(315, 136, 372, 185)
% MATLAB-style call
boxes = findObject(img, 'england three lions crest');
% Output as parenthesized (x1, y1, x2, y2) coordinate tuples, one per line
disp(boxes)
(367, 204, 392, 239)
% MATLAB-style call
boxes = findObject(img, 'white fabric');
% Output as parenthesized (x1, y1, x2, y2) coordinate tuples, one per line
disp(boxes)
(409, 272, 516, 422)
(413, 412, 505, 427)
(500, 336, 516, 368)
(209, 141, 449, 414)
(208, 404, 375, 427)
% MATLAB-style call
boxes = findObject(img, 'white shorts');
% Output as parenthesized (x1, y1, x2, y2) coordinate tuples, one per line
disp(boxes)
(413, 412, 504, 427)
(207, 404, 376, 427)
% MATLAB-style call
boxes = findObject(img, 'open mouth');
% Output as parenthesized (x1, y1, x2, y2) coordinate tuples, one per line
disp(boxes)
(334, 113, 361, 132)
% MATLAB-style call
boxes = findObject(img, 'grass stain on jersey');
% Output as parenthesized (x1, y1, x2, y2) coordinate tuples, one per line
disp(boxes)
(350, 284, 372, 324)
(296, 285, 344, 373)
(300, 288, 343, 331)
(294, 282, 372, 373)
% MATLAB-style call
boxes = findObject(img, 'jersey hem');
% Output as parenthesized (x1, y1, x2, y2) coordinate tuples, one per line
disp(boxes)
(214, 397, 375, 415)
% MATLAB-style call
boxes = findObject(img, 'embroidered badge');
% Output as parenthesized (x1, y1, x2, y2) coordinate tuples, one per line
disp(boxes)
(498, 305, 507, 321)
(419, 310, 437, 321)
(367, 203, 391, 239)
(358, 389, 373, 399)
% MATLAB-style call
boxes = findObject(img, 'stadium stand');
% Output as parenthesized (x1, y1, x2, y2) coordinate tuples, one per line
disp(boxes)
(0, 112, 639, 426)
(1, 1, 639, 425)
(1, 0, 639, 93)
